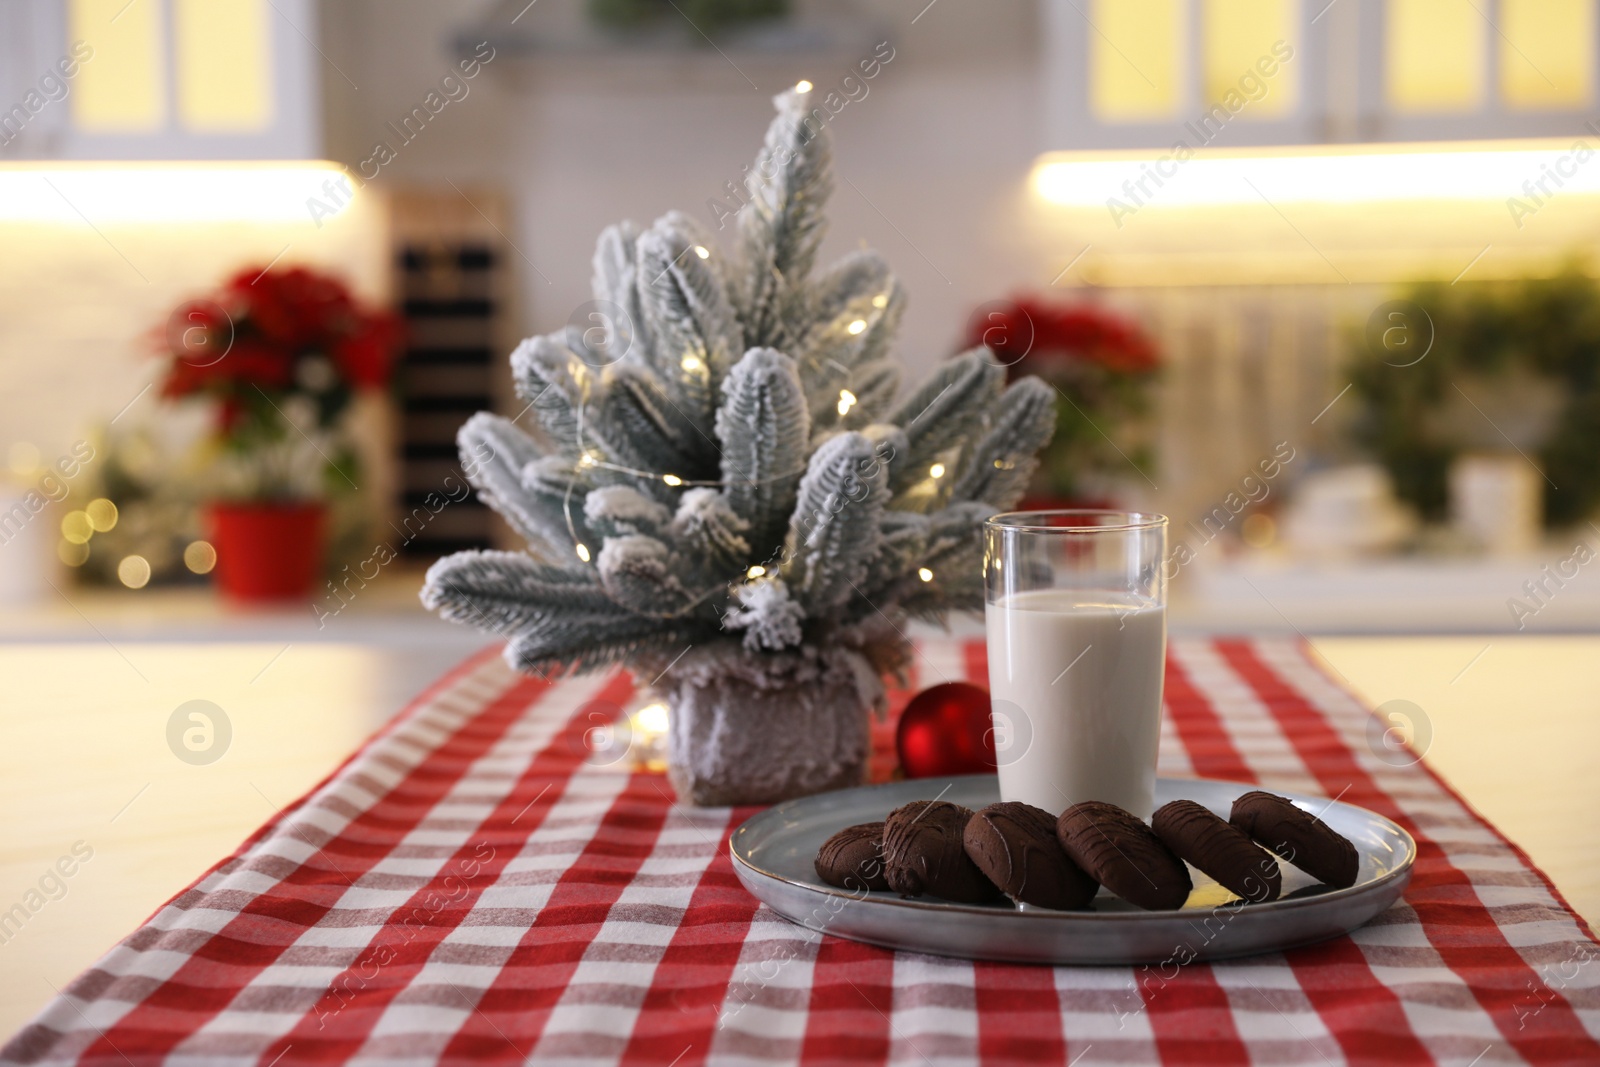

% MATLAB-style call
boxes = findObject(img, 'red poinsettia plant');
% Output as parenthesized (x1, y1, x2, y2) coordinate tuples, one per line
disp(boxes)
(965, 294, 1160, 505)
(160, 265, 400, 500)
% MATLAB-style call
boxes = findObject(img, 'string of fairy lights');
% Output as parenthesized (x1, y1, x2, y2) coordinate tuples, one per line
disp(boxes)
(14, 437, 217, 590)
(545, 254, 957, 593)
(553, 391, 956, 590)
(545, 221, 941, 586)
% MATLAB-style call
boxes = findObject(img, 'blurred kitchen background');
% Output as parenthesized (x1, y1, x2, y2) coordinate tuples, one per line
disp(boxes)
(5, 0, 1600, 638)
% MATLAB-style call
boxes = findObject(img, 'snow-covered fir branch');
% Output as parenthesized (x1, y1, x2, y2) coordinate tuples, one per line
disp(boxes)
(423, 89, 1054, 681)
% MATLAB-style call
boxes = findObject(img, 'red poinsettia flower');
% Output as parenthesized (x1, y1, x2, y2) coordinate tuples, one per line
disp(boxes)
(332, 311, 403, 389)
(216, 337, 298, 390)
(226, 266, 357, 349)
(158, 264, 402, 442)
(966, 295, 1159, 378)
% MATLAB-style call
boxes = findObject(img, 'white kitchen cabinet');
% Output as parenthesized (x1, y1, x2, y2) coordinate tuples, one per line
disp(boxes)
(1042, 0, 1600, 150)
(0, 0, 320, 160)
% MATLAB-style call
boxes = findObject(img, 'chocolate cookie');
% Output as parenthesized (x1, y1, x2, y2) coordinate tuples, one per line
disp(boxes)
(1229, 790, 1359, 889)
(964, 802, 1098, 910)
(882, 800, 1000, 903)
(1056, 801, 1192, 910)
(1152, 799, 1281, 903)
(814, 822, 890, 892)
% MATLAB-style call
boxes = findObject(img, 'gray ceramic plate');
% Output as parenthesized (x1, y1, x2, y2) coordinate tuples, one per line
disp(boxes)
(730, 775, 1415, 965)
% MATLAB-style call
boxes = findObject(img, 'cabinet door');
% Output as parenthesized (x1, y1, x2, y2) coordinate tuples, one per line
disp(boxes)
(0, 0, 320, 161)
(1369, 0, 1598, 141)
(1041, 0, 1599, 149)
(1042, 0, 1326, 150)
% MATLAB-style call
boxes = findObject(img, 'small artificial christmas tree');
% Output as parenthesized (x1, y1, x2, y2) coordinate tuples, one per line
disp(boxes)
(422, 89, 1055, 805)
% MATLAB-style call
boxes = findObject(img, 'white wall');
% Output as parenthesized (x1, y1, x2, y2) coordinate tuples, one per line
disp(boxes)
(320, 0, 1051, 385)
(0, 180, 389, 464)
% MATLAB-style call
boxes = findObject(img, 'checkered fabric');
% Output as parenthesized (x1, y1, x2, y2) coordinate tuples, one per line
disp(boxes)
(5, 638, 1598, 1066)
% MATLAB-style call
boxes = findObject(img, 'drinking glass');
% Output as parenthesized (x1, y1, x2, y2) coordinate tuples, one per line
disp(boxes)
(982, 510, 1169, 820)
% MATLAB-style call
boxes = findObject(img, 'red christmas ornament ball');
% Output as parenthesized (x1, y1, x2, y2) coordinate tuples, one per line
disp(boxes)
(896, 682, 997, 778)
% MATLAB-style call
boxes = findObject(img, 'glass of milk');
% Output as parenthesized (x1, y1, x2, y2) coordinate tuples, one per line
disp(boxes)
(983, 510, 1168, 820)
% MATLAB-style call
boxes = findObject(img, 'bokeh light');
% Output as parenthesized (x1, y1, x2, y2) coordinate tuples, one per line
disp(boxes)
(1242, 512, 1277, 548)
(61, 511, 93, 544)
(118, 555, 152, 589)
(183, 540, 217, 574)
(85, 498, 118, 532)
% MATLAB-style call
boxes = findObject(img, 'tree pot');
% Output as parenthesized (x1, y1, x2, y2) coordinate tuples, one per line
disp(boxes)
(208, 501, 327, 602)
(653, 642, 883, 807)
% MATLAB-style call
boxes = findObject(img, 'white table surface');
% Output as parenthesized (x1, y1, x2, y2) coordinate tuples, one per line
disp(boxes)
(0, 620, 1593, 1038)
(0, 632, 487, 1039)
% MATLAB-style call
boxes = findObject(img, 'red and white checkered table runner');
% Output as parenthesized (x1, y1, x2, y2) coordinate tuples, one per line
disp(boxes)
(6, 638, 1598, 1066)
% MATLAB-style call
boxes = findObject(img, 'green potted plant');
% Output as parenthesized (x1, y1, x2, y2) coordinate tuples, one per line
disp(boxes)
(1347, 268, 1600, 530)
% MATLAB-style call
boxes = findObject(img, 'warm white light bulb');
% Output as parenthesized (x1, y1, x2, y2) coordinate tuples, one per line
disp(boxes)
(118, 555, 152, 589)
(929, 463, 945, 479)
(747, 565, 766, 578)
(918, 567, 934, 582)
(60, 511, 92, 545)
(184, 540, 217, 574)
(634, 701, 670, 735)
(846, 319, 867, 335)
(837, 389, 856, 416)
(871, 293, 889, 309)
(575, 543, 591, 562)
(795, 80, 814, 93)
(681, 355, 704, 372)
(693, 245, 710, 259)
(85, 498, 118, 532)
(663, 474, 683, 486)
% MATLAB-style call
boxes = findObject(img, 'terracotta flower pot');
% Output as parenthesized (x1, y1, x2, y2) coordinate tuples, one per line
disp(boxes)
(208, 501, 327, 602)
(652, 642, 883, 807)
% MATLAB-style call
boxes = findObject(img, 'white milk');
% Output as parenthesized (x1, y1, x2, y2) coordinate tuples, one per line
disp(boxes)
(985, 589, 1165, 820)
